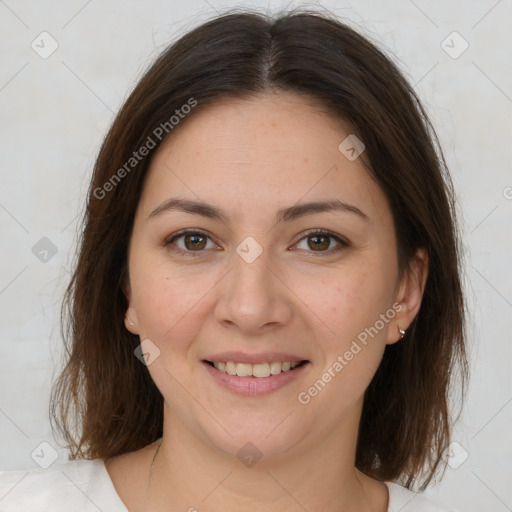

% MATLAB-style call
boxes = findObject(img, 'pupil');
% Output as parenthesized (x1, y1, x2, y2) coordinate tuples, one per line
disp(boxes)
(309, 235, 329, 251)
(186, 234, 206, 250)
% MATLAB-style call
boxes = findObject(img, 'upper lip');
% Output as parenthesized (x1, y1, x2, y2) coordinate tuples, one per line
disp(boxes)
(203, 351, 308, 364)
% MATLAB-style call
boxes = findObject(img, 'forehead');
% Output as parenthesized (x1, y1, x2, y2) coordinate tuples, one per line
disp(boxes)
(138, 92, 392, 228)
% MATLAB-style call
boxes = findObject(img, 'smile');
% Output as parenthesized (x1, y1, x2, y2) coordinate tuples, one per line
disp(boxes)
(207, 360, 305, 378)
(202, 359, 310, 396)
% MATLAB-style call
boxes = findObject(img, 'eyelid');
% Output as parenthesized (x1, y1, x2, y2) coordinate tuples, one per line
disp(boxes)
(164, 228, 349, 256)
(292, 229, 349, 255)
(164, 228, 213, 244)
(163, 228, 220, 256)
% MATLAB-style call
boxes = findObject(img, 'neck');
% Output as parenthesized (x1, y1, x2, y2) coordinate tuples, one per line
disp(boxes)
(144, 401, 387, 511)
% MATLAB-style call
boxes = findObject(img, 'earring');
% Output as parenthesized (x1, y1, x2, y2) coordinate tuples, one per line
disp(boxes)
(398, 327, 406, 339)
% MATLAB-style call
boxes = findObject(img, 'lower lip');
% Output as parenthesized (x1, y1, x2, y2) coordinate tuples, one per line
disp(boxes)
(202, 361, 309, 396)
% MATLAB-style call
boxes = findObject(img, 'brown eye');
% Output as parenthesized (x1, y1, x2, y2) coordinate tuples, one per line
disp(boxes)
(183, 233, 207, 250)
(307, 234, 331, 251)
(294, 230, 348, 255)
(165, 230, 218, 256)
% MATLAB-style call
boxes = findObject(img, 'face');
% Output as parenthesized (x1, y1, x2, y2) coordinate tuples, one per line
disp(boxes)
(125, 92, 425, 462)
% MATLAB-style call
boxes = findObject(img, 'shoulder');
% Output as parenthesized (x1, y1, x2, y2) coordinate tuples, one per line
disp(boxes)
(0, 458, 128, 512)
(385, 481, 457, 512)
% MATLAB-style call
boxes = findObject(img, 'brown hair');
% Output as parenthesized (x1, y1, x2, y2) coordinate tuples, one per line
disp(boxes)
(50, 8, 468, 491)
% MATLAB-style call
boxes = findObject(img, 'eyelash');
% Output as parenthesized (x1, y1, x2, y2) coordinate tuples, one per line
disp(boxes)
(163, 229, 349, 257)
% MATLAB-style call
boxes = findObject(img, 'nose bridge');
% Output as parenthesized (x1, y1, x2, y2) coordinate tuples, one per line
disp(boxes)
(215, 236, 292, 332)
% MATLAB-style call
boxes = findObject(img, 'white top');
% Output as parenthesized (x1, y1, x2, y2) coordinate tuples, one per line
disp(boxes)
(0, 459, 455, 511)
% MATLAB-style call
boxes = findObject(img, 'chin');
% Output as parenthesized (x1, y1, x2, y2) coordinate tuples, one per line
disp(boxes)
(191, 411, 310, 466)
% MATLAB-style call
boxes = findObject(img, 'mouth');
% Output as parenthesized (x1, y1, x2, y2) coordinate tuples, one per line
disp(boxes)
(203, 360, 308, 378)
(201, 357, 310, 396)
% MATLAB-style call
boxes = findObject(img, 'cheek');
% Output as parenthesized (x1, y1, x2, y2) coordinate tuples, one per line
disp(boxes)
(130, 261, 189, 339)
(299, 263, 392, 396)
(129, 257, 222, 360)
(132, 273, 175, 336)
(296, 282, 391, 426)
(304, 265, 391, 347)
(129, 265, 211, 399)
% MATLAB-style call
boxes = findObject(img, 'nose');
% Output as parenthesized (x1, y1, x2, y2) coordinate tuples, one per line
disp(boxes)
(213, 244, 293, 336)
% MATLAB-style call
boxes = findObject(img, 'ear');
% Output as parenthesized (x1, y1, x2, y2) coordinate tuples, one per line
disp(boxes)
(386, 248, 429, 345)
(124, 281, 140, 335)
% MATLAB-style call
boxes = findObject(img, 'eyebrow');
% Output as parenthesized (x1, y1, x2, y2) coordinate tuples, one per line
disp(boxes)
(147, 198, 370, 223)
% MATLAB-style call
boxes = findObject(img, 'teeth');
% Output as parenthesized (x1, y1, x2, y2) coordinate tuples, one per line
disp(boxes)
(212, 361, 302, 377)
(270, 362, 282, 375)
(253, 363, 270, 378)
(236, 363, 252, 377)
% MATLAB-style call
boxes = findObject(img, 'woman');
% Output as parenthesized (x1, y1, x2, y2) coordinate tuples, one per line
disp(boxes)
(0, 9, 468, 511)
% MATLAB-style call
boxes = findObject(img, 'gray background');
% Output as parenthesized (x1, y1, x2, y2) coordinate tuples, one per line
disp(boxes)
(1, 0, 511, 510)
